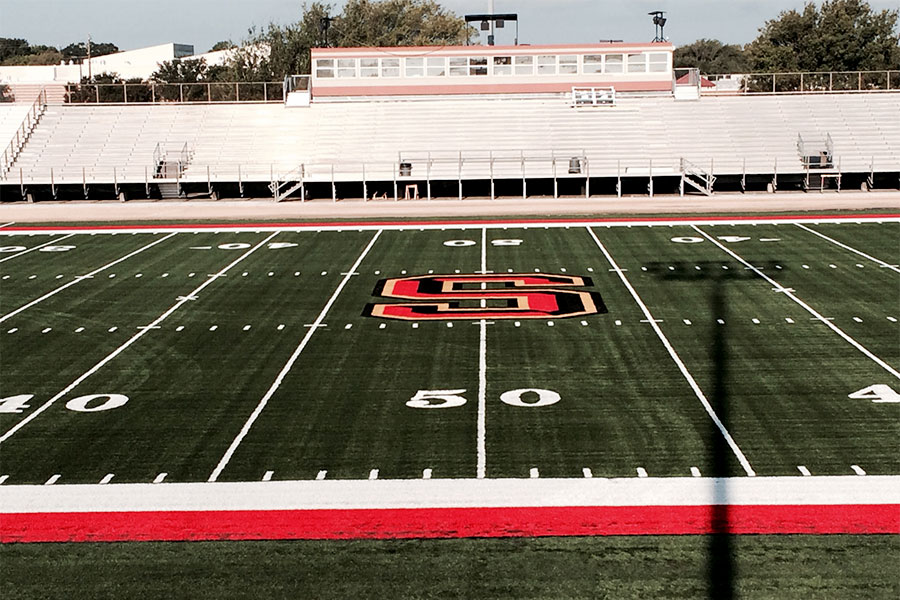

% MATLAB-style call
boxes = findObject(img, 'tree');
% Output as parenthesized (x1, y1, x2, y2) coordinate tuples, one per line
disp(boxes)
(150, 58, 223, 83)
(674, 39, 749, 74)
(0, 38, 32, 63)
(61, 41, 119, 60)
(225, 0, 470, 80)
(747, 0, 900, 72)
(209, 41, 236, 52)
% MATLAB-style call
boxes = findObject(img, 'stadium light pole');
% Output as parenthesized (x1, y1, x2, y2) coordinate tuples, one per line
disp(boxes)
(649, 11, 667, 42)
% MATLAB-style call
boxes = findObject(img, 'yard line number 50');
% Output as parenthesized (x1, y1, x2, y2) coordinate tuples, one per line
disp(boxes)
(408, 388, 561, 409)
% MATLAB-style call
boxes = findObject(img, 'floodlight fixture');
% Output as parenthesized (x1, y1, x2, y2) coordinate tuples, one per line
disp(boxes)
(648, 11, 667, 42)
(465, 13, 519, 46)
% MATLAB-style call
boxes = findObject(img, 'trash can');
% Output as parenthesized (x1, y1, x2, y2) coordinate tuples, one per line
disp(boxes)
(399, 162, 412, 176)
(568, 157, 582, 174)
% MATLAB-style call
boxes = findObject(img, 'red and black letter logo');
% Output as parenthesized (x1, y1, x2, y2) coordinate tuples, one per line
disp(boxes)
(364, 273, 607, 320)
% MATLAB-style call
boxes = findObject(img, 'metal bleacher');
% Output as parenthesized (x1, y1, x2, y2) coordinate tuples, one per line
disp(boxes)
(2, 91, 899, 199)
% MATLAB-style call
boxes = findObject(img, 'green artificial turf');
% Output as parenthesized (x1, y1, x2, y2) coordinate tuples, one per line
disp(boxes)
(2, 535, 898, 599)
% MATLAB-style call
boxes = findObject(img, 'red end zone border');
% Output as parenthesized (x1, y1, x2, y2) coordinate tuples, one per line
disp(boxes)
(3, 504, 899, 542)
(2, 213, 899, 232)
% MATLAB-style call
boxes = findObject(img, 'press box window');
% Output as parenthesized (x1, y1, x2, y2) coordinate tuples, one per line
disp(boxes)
(627, 53, 647, 73)
(583, 54, 603, 74)
(315, 58, 334, 78)
(337, 59, 356, 78)
(604, 54, 623, 73)
(360, 58, 379, 77)
(381, 58, 400, 78)
(514, 55, 534, 75)
(404, 57, 424, 77)
(493, 56, 512, 76)
(426, 57, 446, 76)
(559, 55, 577, 75)
(537, 55, 556, 75)
(449, 56, 468, 76)
(648, 53, 669, 73)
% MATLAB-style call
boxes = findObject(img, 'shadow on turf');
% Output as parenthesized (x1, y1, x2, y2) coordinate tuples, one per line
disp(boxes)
(649, 261, 787, 600)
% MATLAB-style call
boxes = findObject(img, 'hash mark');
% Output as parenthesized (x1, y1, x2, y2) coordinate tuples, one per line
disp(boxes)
(797, 466, 811, 476)
(547, 321, 554, 327)
(45, 474, 61, 485)
(153, 473, 167, 484)
(368, 469, 379, 480)
(320, 271, 327, 276)
(582, 468, 593, 478)
(6, 328, 17, 334)
(446, 322, 453, 328)
(636, 467, 648, 478)
(690, 467, 701, 477)
(294, 272, 300, 276)
(316, 470, 327, 480)
(412, 323, 419, 329)
(785, 318, 795, 324)
(108, 327, 117, 332)
(176, 326, 184, 332)
(751, 319, 760, 324)
(615, 320, 622, 326)
(162, 273, 169, 278)
(262, 470, 274, 482)
(189, 273, 196, 277)
(209, 325, 218, 331)
(41, 327, 51, 334)
(581, 321, 588, 326)
(529, 468, 540, 479)
(514, 321, 521, 327)
(852, 317, 863, 323)
(99, 473, 114, 485)
(379, 323, 386, 329)
(0, 475, 8, 485)
(888, 317, 898, 323)
(75, 327, 85, 332)
(243, 325, 251, 331)
(851, 465, 866, 476)
(268, 272, 274, 277)
(345, 324, 352, 330)
(422, 468, 432, 480)
(683, 319, 692, 325)
(802, 265, 810, 269)
(717, 319, 725, 325)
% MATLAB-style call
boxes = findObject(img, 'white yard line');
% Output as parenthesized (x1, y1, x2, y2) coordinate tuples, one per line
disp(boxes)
(794, 223, 900, 274)
(587, 227, 757, 477)
(0, 222, 14, 229)
(208, 230, 383, 482)
(692, 225, 900, 380)
(0, 233, 178, 324)
(477, 227, 488, 479)
(0, 233, 77, 264)
(2, 475, 897, 513)
(0, 232, 280, 445)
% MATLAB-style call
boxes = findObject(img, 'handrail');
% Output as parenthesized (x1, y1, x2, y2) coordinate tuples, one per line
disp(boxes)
(704, 69, 899, 95)
(64, 81, 284, 104)
(0, 88, 47, 177)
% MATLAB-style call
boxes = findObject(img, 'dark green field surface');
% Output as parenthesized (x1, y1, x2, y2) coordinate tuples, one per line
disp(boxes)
(2, 535, 898, 599)
(1, 220, 898, 484)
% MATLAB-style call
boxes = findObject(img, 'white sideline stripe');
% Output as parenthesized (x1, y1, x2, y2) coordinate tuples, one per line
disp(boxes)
(587, 227, 756, 477)
(208, 230, 383, 482)
(5, 476, 896, 513)
(795, 223, 900, 274)
(4, 216, 897, 237)
(692, 225, 900, 381)
(477, 227, 488, 479)
(0, 233, 76, 264)
(0, 233, 177, 324)
(0, 222, 14, 228)
(0, 232, 280, 445)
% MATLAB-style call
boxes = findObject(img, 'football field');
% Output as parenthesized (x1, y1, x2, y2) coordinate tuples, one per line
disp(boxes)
(1, 214, 897, 492)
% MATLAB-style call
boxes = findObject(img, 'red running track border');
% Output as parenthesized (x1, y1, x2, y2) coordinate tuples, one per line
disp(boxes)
(3, 213, 899, 232)
(2, 505, 898, 543)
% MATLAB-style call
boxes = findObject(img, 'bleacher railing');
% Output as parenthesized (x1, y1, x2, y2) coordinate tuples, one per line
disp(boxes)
(64, 81, 284, 104)
(1, 88, 47, 175)
(704, 70, 900, 94)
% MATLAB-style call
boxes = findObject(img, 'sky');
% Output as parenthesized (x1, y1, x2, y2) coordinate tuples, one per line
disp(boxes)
(2, 0, 899, 53)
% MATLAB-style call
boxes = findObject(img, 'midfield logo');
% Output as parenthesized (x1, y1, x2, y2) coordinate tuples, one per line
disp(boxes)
(364, 273, 607, 320)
